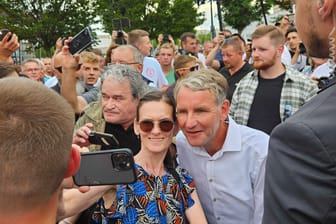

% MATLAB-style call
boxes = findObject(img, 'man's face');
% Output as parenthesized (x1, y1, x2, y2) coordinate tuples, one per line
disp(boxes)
(203, 42, 214, 55)
(42, 58, 53, 76)
(222, 45, 242, 70)
(182, 37, 197, 54)
(294, 0, 332, 58)
(22, 62, 42, 81)
(111, 48, 142, 73)
(158, 48, 174, 66)
(101, 79, 139, 129)
(286, 31, 301, 51)
(137, 36, 152, 56)
(81, 62, 101, 85)
(176, 86, 225, 150)
(252, 36, 279, 70)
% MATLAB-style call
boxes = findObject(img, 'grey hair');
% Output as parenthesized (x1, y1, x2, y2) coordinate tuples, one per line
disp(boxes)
(101, 64, 149, 99)
(174, 68, 229, 106)
(115, 45, 144, 64)
(21, 58, 43, 70)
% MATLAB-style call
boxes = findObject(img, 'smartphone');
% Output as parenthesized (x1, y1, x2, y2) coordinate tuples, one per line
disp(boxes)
(88, 131, 120, 147)
(73, 148, 137, 186)
(68, 27, 94, 55)
(0, 29, 10, 41)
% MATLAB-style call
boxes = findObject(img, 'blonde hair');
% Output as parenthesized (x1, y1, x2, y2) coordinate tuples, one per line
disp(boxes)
(80, 51, 100, 64)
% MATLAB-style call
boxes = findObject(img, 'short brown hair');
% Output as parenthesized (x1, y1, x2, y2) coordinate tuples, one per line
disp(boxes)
(180, 32, 196, 42)
(173, 55, 196, 70)
(0, 78, 75, 212)
(251, 25, 285, 47)
(221, 36, 243, 52)
(0, 62, 20, 78)
(128, 29, 149, 46)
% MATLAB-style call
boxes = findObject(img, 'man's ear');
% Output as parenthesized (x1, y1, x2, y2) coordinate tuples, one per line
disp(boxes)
(64, 145, 81, 178)
(221, 99, 230, 121)
(318, 0, 334, 20)
(277, 45, 284, 56)
(137, 64, 143, 73)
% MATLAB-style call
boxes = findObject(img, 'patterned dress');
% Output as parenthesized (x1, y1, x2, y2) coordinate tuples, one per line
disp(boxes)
(90, 164, 195, 224)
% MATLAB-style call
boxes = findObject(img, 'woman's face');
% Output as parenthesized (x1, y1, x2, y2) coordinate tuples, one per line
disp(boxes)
(135, 100, 175, 155)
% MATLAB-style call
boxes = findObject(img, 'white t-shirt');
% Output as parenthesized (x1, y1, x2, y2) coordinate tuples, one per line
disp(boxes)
(142, 57, 168, 88)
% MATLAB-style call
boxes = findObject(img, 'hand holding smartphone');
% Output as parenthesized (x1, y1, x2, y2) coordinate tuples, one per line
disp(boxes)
(68, 27, 94, 55)
(73, 148, 137, 186)
(0, 29, 11, 42)
(88, 131, 120, 147)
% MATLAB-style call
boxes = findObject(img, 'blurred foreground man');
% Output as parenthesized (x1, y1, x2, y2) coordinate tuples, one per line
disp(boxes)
(262, 0, 336, 223)
(0, 78, 80, 224)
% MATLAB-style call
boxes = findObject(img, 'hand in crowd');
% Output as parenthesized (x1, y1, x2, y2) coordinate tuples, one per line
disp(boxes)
(112, 30, 128, 43)
(54, 37, 63, 55)
(53, 37, 82, 78)
(0, 31, 19, 63)
(73, 123, 94, 147)
(213, 33, 225, 47)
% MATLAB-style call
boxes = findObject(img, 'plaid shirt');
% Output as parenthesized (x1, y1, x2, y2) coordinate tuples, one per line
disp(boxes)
(230, 67, 318, 126)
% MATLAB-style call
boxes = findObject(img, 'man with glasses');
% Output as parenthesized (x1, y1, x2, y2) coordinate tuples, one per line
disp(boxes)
(230, 25, 318, 135)
(128, 29, 168, 89)
(219, 36, 253, 102)
(262, 0, 336, 223)
(21, 58, 43, 82)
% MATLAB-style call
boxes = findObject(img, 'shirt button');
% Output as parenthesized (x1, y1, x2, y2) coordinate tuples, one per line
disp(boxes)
(213, 198, 217, 202)
(217, 217, 221, 221)
(209, 179, 213, 182)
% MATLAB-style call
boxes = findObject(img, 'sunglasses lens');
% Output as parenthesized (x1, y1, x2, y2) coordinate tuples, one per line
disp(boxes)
(159, 120, 174, 132)
(139, 120, 154, 132)
(139, 120, 174, 132)
(189, 65, 198, 72)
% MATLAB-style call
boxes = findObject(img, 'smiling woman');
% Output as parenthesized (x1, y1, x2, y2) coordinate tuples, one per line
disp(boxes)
(87, 90, 208, 224)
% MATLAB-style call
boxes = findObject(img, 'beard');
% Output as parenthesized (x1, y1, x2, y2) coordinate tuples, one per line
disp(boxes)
(253, 52, 277, 70)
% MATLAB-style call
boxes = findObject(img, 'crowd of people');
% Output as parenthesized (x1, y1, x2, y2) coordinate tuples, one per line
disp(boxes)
(1, 0, 336, 223)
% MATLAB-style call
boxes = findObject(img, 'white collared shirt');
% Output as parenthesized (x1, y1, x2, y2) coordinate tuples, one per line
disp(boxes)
(176, 117, 269, 224)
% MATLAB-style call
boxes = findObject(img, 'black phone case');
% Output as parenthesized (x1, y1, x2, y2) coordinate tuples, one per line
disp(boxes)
(73, 148, 136, 186)
(69, 27, 94, 55)
(88, 131, 120, 147)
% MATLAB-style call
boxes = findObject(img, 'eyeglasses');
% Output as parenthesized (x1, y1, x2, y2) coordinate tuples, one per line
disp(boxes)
(108, 62, 140, 66)
(177, 65, 199, 72)
(24, 68, 40, 73)
(189, 65, 199, 72)
(139, 119, 174, 132)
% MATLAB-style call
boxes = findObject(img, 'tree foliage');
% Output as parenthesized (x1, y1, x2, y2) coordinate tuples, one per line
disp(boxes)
(0, 0, 98, 56)
(220, 0, 273, 33)
(97, 0, 205, 40)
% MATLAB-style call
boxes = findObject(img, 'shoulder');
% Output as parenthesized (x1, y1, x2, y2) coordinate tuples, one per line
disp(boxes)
(285, 67, 314, 83)
(237, 124, 269, 157)
(237, 70, 257, 84)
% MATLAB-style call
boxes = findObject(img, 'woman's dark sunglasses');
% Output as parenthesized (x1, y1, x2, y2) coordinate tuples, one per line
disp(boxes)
(189, 65, 199, 72)
(139, 119, 174, 132)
